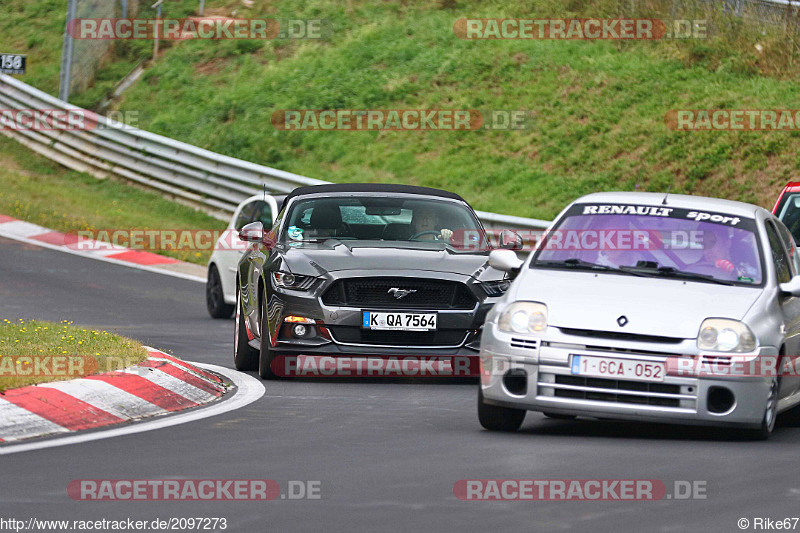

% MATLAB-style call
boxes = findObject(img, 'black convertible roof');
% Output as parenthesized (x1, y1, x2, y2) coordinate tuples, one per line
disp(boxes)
(280, 183, 466, 211)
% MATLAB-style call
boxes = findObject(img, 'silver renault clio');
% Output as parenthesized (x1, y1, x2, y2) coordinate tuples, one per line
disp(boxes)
(479, 192, 800, 438)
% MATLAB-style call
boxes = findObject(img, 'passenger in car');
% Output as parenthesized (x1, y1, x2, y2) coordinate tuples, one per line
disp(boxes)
(309, 204, 350, 238)
(692, 226, 738, 278)
(589, 218, 649, 267)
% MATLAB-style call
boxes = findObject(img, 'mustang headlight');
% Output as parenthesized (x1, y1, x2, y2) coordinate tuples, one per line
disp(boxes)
(480, 280, 511, 297)
(498, 302, 547, 334)
(697, 318, 757, 353)
(272, 272, 316, 290)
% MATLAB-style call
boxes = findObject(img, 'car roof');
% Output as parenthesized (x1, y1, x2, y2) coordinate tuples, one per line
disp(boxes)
(573, 191, 767, 219)
(280, 183, 466, 210)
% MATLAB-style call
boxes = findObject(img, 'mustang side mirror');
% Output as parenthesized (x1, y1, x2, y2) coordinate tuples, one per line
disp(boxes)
(498, 229, 523, 250)
(780, 275, 800, 297)
(239, 221, 264, 242)
(489, 249, 523, 277)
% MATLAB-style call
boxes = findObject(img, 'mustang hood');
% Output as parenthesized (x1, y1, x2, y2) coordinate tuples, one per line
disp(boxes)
(514, 269, 763, 339)
(280, 240, 491, 278)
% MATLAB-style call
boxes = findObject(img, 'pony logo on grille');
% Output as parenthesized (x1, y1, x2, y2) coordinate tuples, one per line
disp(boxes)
(388, 288, 417, 299)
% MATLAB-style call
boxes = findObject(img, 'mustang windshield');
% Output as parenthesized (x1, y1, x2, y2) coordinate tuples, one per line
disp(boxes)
(532, 203, 764, 285)
(282, 196, 484, 246)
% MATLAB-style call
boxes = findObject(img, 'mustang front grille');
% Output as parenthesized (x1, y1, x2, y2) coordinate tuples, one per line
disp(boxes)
(321, 278, 477, 310)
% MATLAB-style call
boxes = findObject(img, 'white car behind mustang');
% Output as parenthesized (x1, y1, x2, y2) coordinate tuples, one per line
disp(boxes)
(206, 193, 283, 318)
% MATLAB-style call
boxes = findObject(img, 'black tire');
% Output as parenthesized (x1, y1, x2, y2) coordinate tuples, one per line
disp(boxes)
(478, 388, 525, 431)
(233, 291, 258, 371)
(543, 412, 576, 420)
(258, 297, 278, 380)
(206, 265, 234, 319)
(749, 376, 779, 440)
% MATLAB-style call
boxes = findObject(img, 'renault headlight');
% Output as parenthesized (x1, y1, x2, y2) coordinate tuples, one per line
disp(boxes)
(697, 318, 757, 353)
(498, 302, 548, 334)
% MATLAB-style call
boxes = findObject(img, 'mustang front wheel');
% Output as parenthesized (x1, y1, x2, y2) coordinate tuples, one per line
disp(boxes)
(233, 291, 258, 371)
(258, 298, 278, 380)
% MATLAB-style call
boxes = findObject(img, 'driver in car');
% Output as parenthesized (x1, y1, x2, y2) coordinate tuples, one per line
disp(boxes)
(412, 206, 453, 242)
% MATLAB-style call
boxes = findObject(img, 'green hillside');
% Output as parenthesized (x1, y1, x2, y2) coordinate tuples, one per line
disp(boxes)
(2, 0, 800, 220)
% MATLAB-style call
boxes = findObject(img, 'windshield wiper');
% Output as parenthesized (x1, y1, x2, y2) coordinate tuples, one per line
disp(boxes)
(534, 259, 648, 276)
(619, 265, 735, 286)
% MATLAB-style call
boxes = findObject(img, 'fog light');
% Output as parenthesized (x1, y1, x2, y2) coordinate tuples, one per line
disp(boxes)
(707, 386, 735, 414)
(502, 369, 528, 396)
(292, 324, 308, 338)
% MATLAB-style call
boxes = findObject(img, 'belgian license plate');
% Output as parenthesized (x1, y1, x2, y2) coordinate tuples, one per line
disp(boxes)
(571, 355, 664, 382)
(362, 311, 437, 331)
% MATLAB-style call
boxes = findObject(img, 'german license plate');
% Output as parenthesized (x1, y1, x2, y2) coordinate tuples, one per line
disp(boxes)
(362, 312, 437, 331)
(571, 355, 664, 382)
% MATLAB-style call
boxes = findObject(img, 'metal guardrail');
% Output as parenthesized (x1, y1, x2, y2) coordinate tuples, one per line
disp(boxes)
(0, 74, 551, 232)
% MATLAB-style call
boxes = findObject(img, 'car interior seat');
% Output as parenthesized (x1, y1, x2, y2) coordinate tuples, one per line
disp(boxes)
(309, 205, 348, 237)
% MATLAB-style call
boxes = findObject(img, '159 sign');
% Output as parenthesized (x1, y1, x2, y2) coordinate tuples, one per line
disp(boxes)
(0, 54, 26, 74)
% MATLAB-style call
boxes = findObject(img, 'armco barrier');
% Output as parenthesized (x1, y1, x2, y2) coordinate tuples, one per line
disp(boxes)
(0, 74, 550, 233)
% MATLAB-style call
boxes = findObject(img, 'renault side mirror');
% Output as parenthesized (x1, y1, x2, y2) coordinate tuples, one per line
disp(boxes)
(489, 249, 523, 276)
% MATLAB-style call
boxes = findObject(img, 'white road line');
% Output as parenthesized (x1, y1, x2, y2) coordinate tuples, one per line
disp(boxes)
(36, 379, 168, 420)
(0, 398, 70, 442)
(119, 367, 218, 404)
(0, 229, 205, 283)
(0, 363, 265, 455)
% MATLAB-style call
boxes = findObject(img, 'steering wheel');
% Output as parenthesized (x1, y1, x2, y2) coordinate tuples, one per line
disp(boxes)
(690, 259, 738, 280)
(409, 230, 441, 240)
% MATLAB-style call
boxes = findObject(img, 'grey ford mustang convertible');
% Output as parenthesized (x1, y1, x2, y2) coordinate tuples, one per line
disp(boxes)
(233, 183, 511, 379)
(480, 192, 800, 439)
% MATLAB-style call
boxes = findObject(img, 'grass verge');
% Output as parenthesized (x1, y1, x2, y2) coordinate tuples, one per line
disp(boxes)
(0, 318, 148, 392)
(0, 135, 227, 265)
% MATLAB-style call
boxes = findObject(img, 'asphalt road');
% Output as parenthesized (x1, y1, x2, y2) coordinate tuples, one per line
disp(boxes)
(1, 235, 799, 533)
